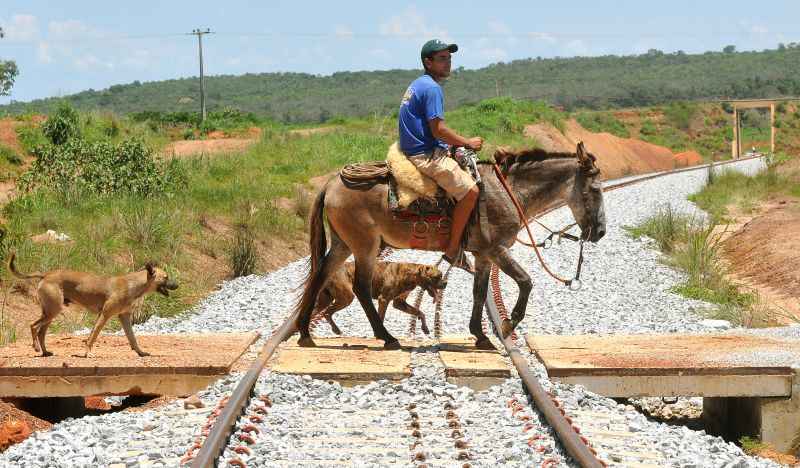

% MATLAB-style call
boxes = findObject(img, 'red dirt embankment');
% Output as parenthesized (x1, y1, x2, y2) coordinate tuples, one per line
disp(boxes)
(524, 119, 702, 179)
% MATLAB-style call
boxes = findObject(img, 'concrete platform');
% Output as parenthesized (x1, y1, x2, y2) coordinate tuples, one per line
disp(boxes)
(438, 336, 510, 390)
(527, 333, 800, 452)
(0, 332, 259, 398)
(270, 337, 412, 385)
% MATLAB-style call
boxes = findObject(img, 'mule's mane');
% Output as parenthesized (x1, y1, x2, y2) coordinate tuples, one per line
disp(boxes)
(477, 148, 579, 172)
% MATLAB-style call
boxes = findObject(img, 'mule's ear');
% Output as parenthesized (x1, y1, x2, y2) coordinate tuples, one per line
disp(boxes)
(576, 141, 588, 162)
(145, 261, 157, 277)
(493, 146, 514, 164)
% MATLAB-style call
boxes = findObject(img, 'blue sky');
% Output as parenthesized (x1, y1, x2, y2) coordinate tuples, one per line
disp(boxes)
(1, 1, 797, 104)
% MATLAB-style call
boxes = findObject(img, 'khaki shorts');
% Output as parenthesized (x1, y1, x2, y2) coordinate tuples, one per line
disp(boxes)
(407, 149, 477, 201)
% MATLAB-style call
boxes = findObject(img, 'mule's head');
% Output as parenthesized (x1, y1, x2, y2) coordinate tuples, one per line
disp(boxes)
(566, 142, 606, 242)
(145, 262, 179, 297)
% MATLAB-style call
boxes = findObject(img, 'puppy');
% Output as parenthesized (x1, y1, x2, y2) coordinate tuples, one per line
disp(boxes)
(312, 261, 447, 335)
(8, 252, 178, 358)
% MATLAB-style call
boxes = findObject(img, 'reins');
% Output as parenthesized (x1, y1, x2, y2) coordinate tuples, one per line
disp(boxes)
(491, 163, 586, 290)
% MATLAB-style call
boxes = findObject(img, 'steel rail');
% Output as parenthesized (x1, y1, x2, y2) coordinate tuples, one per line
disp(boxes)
(483, 290, 605, 467)
(482, 154, 765, 467)
(190, 314, 298, 468)
(191, 155, 764, 467)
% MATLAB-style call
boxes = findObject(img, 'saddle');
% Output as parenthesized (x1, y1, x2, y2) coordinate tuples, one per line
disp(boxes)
(339, 143, 481, 251)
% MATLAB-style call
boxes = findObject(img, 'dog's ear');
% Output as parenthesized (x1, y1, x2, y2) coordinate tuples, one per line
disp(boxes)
(145, 261, 157, 278)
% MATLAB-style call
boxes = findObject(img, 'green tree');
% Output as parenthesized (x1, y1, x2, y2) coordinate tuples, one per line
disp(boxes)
(723, 45, 736, 54)
(0, 27, 20, 96)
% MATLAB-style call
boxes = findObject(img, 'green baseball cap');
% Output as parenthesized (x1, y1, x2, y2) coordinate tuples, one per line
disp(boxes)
(420, 39, 458, 59)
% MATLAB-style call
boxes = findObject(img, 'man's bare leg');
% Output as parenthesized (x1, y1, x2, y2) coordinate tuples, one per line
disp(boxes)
(445, 185, 479, 269)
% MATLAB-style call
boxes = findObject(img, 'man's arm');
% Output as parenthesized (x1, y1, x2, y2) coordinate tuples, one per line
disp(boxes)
(429, 118, 483, 151)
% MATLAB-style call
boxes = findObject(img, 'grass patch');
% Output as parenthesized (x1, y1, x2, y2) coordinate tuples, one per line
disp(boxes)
(0, 286, 16, 346)
(624, 204, 688, 253)
(0, 96, 612, 325)
(228, 224, 258, 278)
(740, 436, 767, 455)
(626, 204, 770, 326)
(689, 159, 796, 223)
(575, 111, 629, 138)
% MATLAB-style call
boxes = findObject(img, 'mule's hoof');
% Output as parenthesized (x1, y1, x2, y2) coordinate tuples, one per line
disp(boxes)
(137, 351, 151, 357)
(474, 338, 496, 351)
(298, 336, 317, 347)
(500, 319, 514, 339)
(331, 327, 343, 336)
(40, 351, 53, 358)
(421, 326, 430, 335)
(384, 340, 402, 350)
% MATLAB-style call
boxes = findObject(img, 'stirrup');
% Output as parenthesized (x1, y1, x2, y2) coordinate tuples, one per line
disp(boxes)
(441, 251, 474, 274)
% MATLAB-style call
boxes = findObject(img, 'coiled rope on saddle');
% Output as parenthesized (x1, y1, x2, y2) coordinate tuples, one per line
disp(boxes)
(339, 161, 390, 190)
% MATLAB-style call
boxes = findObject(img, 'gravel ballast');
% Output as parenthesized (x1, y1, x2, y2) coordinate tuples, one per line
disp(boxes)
(3, 158, 792, 467)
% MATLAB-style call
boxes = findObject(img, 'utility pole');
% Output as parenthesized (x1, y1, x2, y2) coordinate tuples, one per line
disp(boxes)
(188, 28, 213, 121)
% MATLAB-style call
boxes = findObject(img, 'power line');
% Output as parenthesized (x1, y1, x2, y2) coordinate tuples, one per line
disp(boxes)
(0, 30, 798, 46)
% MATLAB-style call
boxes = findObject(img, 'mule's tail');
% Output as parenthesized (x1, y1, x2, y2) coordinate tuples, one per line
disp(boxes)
(7, 251, 45, 280)
(293, 188, 329, 322)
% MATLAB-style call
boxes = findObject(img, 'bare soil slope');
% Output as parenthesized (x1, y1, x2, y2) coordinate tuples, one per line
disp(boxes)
(525, 119, 698, 179)
(723, 198, 800, 322)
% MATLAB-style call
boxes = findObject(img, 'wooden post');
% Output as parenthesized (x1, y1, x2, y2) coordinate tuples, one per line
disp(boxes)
(770, 103, 776, 154)
(731, 104, 739, 159)
(737, 108, 743, 159)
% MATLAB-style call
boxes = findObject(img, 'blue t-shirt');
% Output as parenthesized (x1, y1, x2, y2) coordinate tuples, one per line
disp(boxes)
(398, 74, 448, 155)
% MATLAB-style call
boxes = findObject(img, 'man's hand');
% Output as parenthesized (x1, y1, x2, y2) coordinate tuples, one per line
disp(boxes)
(467, 137, 483, 151)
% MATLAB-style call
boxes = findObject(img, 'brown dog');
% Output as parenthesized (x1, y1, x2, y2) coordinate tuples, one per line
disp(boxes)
(8, 251, 178, 358)
(312, 261, 446, 335)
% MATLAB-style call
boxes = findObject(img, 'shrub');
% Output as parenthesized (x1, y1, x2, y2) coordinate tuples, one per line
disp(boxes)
(664, 101, 698, 131)
(41, 102, 81, 145)
(19, 138, 187, 197)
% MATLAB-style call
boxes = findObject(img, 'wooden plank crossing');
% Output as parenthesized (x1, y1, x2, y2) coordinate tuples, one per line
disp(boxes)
(526, 333, 800, 397)
(270, 337, 413, 383)
(0, 332, 259, 397)
(437, 336, 510, 378)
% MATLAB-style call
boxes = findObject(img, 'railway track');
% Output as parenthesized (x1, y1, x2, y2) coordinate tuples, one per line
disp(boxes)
(178, 155, 764, 468)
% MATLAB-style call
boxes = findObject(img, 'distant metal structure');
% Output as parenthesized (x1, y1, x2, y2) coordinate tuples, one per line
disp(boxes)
(188, 28, 213, 121)
(721, 97, 799, 158)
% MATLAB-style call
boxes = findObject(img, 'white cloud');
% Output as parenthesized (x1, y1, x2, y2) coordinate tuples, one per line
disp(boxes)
(334, 25, 354, 40)
(379, 6, 451, 42)
(48, 19, 97, 40)
(478, 46, 508, 62)
(121, 49, 152, 69)
(527, 31, 557, 45)
(369, 48, 391, 61)
(739, 21, 769, 35)
(2, 14, 39, 41)
(37, 41, 52, 63)
(488, 19, 517, 46)
(565, 39, 589, 56)
(73, 53, 114, 71)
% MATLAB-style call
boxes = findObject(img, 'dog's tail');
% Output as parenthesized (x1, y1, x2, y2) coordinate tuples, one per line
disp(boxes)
(7, 251, 45, 280)
(293, 187, 329, 323)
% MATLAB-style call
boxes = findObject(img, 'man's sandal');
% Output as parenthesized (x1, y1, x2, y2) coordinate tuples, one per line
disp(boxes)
(441, 251, 474, 274)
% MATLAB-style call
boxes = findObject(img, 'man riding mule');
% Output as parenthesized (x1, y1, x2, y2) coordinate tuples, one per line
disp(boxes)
(292, 41, 607, 351)
(398, 39, 483, 272)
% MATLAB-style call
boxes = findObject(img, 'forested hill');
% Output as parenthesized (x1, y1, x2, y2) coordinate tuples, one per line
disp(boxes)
(3, 46, 800, 123)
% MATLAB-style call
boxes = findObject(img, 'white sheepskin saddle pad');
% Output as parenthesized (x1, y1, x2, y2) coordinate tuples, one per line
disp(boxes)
(386, 142, 439, 207)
